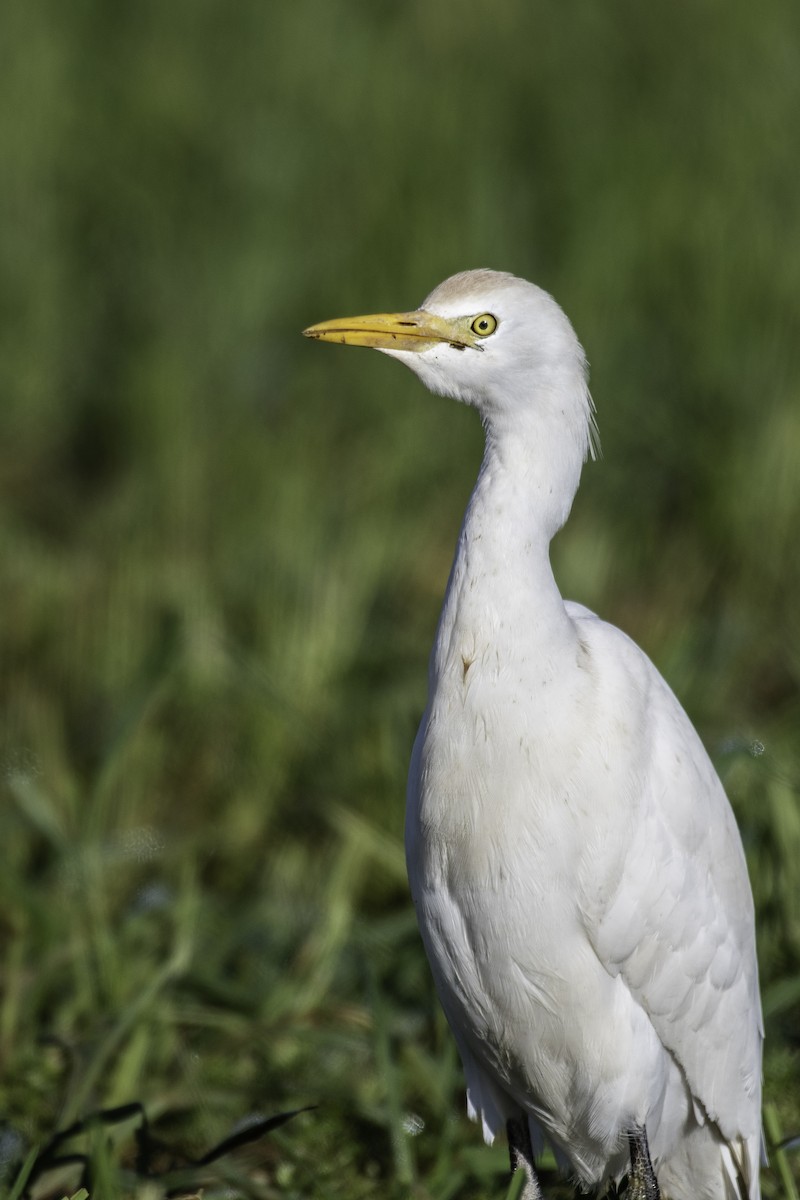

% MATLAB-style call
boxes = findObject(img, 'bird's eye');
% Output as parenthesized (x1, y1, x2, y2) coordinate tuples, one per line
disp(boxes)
(470, 313, 498, 337)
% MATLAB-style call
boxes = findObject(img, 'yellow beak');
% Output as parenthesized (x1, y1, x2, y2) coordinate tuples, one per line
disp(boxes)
(303, 309, 481, 353)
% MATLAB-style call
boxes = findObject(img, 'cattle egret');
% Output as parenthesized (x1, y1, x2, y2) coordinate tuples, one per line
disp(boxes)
(304, 270, 762, 1200)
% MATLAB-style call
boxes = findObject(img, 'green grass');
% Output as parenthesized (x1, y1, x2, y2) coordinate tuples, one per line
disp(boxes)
(1, 0, 799, 1196)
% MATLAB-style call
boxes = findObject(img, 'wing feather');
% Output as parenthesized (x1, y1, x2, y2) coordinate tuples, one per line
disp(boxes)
(570, 610, 763, 1144)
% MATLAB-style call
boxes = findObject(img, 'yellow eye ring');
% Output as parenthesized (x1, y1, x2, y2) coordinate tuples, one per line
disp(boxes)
(470, 313, 498, 337)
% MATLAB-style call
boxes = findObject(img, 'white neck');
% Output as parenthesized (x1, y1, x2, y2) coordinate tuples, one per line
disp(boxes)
(430, 405, 584, 685)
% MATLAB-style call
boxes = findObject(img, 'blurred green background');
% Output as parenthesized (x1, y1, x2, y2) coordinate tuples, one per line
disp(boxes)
(1, 1, 799, 1197)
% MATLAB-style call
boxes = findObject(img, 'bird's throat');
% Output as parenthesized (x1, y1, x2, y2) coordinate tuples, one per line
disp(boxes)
(432, 433, 579, 688)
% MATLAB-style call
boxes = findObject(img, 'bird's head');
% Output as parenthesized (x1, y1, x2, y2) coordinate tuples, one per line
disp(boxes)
(304, 269, 598, 461)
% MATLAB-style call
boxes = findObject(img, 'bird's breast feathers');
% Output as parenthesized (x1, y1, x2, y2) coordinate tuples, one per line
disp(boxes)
(409, 606, 644, 893)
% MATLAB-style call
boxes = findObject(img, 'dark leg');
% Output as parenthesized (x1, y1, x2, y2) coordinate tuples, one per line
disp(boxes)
(628, 1126, 660, 1200)
(507, 1115, 544, 1200)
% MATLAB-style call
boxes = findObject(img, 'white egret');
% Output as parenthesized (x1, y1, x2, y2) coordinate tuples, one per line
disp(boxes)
(304, 270, 762, 1200)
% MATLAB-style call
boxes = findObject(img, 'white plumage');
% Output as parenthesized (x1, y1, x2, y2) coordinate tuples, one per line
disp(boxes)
(305, 270, 763, 1200)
